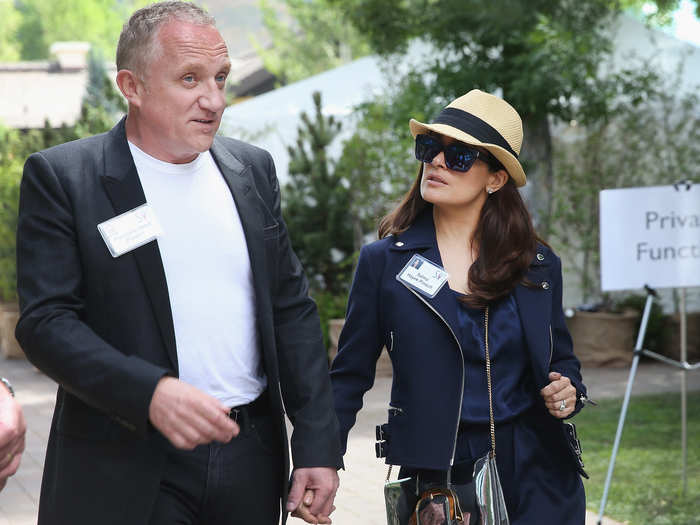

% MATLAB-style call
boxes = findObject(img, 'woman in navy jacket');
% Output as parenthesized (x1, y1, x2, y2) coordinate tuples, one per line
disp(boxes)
(331, 90, 590, 524)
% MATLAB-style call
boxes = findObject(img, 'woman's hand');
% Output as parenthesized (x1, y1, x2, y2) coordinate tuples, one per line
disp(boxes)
(540, 371, 577, 418)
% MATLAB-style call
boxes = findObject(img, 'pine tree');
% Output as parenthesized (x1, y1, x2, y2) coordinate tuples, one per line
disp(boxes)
(283, 91, 355, 297)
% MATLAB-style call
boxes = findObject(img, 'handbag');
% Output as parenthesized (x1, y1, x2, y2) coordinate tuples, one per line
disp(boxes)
(383, 467, 478, 525)
(383, 307, 508, 525)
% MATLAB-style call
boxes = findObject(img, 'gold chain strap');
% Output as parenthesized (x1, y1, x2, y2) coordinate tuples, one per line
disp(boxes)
(484, 306, 496, 457)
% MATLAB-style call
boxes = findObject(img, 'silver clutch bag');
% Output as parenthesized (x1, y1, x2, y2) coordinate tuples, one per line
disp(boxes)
(473, 452, 509, 525)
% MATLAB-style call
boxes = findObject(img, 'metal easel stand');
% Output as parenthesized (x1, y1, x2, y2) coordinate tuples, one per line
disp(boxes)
(597, 285, 700, 525)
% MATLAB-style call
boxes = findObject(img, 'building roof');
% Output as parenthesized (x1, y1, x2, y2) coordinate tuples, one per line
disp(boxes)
(228, 49, 277, 96)
(0, 42, 99, 130)
(0, 44, 271, 130)
(0, 66, 89, 129)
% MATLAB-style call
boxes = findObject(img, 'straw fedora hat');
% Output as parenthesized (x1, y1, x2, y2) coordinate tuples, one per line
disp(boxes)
(409, 89, 526, 187)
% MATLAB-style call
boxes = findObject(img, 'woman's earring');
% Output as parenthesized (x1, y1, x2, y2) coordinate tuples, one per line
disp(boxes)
(487, 188, 495, 194)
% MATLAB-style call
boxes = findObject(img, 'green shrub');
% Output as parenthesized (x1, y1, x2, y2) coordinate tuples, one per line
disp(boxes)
(312, 290, 349, 354)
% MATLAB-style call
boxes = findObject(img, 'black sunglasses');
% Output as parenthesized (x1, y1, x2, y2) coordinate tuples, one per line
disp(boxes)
(415, 133, 488, 172)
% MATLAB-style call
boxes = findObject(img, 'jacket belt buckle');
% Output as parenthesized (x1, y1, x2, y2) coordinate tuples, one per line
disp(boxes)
(375, 423, 389, 458)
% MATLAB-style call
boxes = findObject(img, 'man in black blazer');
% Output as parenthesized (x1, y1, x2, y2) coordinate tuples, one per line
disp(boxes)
(15, 2, 341, 524)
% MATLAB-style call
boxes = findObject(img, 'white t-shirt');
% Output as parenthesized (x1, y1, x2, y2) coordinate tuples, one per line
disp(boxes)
(128, 142, 266, 407)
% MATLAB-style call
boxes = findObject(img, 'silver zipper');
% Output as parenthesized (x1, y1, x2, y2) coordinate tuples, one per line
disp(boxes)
(389, 331, 395, 352)
(404, 286, 465, 466)
(579, 394, 598, 406)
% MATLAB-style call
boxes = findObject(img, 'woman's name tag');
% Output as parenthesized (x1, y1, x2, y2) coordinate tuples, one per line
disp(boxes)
(97, 203, 163, 258)
(396, 254, 449, 299)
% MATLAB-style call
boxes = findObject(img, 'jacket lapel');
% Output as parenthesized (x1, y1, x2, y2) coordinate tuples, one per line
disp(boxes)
(413, 244, 461, 335)
(209, 139, 268, 306)
(390, 210, 461, 338)
(99, 118, 178, 372)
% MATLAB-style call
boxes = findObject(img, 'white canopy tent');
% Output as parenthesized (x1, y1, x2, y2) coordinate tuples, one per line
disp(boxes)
(220, 55, 388, 183)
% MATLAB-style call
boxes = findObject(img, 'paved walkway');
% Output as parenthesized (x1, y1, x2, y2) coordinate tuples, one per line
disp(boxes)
(1, 357, 698, 525)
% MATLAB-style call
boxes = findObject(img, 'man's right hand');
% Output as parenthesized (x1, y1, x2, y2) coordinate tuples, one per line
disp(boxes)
(148, 377, 238, 450)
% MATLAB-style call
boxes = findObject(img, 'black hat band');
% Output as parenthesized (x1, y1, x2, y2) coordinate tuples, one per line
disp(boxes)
(432, 107, 518, 159)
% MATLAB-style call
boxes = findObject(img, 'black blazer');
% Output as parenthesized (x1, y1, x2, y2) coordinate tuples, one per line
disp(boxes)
(330, 210, 587, 471)
(16, 118, 342, 524)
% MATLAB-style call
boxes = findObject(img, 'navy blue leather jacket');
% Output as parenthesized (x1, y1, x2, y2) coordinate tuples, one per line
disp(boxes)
(330, 210, 587, 471)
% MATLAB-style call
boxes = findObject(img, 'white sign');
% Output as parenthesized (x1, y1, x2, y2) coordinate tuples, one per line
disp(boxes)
(600, 184, 700, 291)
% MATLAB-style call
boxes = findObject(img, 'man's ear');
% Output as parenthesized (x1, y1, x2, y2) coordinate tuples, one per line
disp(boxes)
(116, 69, 143, 107)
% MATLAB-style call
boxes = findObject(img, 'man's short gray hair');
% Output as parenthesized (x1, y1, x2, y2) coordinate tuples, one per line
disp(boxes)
(116, 1, 216, 78)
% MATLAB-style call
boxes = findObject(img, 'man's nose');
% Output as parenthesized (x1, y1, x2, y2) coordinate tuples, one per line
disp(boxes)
(198, 81, 226, 113)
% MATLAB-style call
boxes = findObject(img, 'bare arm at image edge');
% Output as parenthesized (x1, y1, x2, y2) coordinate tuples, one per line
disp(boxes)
(0, 378, 26, 491)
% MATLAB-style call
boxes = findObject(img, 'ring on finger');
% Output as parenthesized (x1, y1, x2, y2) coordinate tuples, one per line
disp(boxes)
(559, 399, 567, 411)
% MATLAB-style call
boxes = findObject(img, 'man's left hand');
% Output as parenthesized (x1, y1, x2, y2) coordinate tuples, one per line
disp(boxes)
(287, 467, 339, 524)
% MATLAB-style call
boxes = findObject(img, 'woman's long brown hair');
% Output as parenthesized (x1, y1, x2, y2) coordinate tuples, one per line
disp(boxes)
(378, 163, 538, 307)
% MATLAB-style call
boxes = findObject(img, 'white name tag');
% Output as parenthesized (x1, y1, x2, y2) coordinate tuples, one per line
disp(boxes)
(396, 254, 449, 298)
(97, 204, 163, 258)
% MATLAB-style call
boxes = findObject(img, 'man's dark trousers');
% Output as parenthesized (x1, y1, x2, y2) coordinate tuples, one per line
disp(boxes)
(149, 395, 283, 524)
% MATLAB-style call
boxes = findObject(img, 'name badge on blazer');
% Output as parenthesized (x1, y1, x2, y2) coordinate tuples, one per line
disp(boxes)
(396, 254, 449, 299)
(97, 203, 163, 258)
